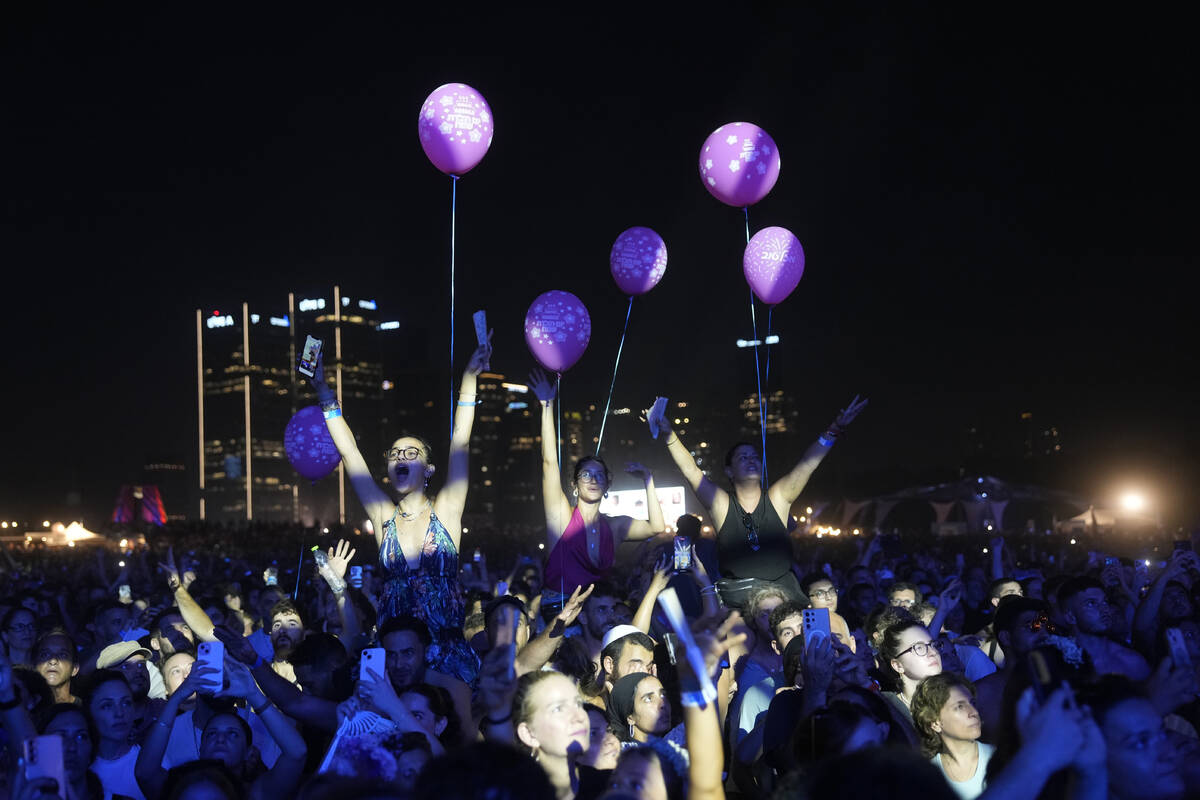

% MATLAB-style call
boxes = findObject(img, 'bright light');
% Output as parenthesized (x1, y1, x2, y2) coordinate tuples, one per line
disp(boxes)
(119, 539, 128, 549)
(67, 541, 75, 548)
(379, 320, 400, 330)
(1144, 559, 1151, 567)
(1, 522, 6, 529)
(322, 527, 329, 534)
(538, 543, 545, 550)
(42, 521, 50, 528)
(982, 548, 989, 554)
(1121, 492, 1146, 512)
(118, 561, 125, 567)
(806, 507, 813, 515)
(853, 529, 861, 535)
(462, 527, 469, 534)
(799, 516, 806, 522)
(1070, 538, 1077, 545)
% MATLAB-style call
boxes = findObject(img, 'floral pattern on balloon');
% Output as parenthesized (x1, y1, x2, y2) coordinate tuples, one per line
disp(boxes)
(524, 290, 591, 373)
(698, 122, 782, 208)
(743, 226, 805, 305)
(284, 406, 341, 481)
(418, 83, 494, 176)
(610, 226, 668, 296)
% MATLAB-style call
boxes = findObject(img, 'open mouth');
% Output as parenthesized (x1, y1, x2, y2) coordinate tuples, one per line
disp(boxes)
(395, 464, 411, 478)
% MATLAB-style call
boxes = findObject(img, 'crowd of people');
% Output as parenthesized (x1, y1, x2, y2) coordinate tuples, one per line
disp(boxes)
(2, 340, 1198, 799)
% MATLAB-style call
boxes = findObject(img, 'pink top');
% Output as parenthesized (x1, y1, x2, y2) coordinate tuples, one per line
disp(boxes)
(543, 507, 616, 597)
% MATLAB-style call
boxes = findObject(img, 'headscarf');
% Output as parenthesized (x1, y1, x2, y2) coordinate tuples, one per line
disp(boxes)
(606, 672, 653, 741)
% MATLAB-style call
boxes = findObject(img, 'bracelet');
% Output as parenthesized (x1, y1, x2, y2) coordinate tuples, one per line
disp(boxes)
(483, 709, 513, 725)
(251, 698, 272, 714)
(666, 435, 679, 446)
(457, 400, 476, 407)
(0, 694, 19, 711)
(540, 400, 552, 408)
(324, 408, 343, 420)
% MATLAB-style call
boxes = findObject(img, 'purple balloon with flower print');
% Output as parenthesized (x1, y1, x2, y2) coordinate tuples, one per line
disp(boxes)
(743, 226, 805, 305)
(524, 290, 591, 373)
(698, 122, 781, 207)
(418, 83, 494, 175)
(284, 406, 341, 481)
(609, 227, 668, 296)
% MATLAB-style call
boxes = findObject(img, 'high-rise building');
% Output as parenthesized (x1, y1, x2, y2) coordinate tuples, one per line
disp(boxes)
(195, 287, 392, 524)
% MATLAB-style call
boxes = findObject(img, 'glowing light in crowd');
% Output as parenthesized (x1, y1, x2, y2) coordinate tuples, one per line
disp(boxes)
(42, 521, 50, 528)
(1121, 492, 1146, 512)
(1070, 538, 1077, 545)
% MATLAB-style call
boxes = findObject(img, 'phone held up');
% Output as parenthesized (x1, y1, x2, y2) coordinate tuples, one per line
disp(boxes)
(802, 607, 832, 651)
(1026, 646, 1073, 706)
(297, 335, 323, 378)
(672, 535, 692, 573)
(24, 735, 66, 799)
(360, 648, 385, 684)
(196, 641, 225, 693)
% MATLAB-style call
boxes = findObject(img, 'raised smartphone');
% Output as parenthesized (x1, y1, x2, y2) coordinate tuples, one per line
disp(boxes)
(359, 648, 385, 684)
(196, 640, 225, 693)
(802, 607, 831, 650)
(23, 735, 65, 799)
(672, 536, 692, 572)
(297, 335, 322, 378)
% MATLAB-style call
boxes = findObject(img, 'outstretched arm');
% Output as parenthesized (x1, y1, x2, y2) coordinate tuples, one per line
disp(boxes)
(530, 368, 572, 540)
(653, 404, 728, 521)
(160, 547, 217, 642)
(620, 462, 666, 541)
(516, 584, 593, 676)
(633, 554, 672, 634)
(769, 395, 867, 509)
(309, 348, 393, 539)
(439, 333, 492, 549)
(319, 539, 363, 645)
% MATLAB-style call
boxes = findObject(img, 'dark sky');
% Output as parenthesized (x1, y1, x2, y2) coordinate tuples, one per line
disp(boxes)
(3, 6, 1197, 525)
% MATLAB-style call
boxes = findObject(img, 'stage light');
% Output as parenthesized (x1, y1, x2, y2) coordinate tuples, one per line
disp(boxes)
(1121, 492, 1146, 512)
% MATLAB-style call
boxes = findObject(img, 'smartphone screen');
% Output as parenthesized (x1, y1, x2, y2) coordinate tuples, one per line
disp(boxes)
(196, 641, 225, 693)
(673, 536, 692, 572)
(359, 648, 385, 684)
(298, 335, 323, 378)
(24, 735, 66, 799)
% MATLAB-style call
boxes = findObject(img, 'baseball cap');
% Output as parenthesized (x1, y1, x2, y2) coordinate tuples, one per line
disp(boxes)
(96, 641, 153, 669)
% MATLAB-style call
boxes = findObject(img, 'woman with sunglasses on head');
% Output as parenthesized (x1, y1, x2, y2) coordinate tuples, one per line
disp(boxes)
(528, 368, 665, 620)
(653, 395, 868, 612)
(308, 335, 492, 684)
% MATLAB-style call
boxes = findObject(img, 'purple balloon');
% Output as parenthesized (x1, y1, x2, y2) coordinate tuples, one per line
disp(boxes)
(524, 290, 591, 373)
(610, 227, 668, 296)
(698, 122, 782, 208)
(418, 83, 494, 176)
(743, 226, 805, 305)
(284, 406, 341, 481)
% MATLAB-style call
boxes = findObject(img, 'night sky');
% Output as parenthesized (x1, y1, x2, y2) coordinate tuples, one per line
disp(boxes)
(3, 7, 1197, 526)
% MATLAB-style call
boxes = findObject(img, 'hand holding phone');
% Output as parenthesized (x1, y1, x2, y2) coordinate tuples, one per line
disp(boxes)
(359, 648, 385, 684)
(298, 335, 323, 379)
(1026, 646, 1071, 707)
(196, 641, 225, 693)
(802, 607, 832, 651)
(23, 735, 66, 800)
(473, 310, 488, 346)
(672, 535, 692, 573)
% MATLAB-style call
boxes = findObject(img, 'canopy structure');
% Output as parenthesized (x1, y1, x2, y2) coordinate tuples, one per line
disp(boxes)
(1055, 504, 1161, 535)
(811, 475, 1090, 535)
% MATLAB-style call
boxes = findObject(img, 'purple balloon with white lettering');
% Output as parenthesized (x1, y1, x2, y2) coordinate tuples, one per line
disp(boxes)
(418, 83, 494, 176)
(743, 226, 805, 305)
(284, 406, 341, 481)
(698, 122, 782, 208)
(610, 227, 668, 296)
(524, 290, 591, 373)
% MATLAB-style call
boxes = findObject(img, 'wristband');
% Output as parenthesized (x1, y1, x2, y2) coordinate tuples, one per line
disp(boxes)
(666, 435, 679, 446)
(680, 684, 718, 708)
(457, 400, 476, 407)
(324, 408, 343, 420)
(251, 698, 272, 714)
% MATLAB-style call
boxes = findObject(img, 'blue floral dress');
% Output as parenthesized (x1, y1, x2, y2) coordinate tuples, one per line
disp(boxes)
(378, 505, 479, 684)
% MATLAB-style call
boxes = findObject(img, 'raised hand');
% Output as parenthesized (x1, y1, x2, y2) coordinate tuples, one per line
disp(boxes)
(218, 656, 257, 700)
(212, 627, 258, 666)
(625, 462, 653, 483)
(357, 666, 402, 717)
(527, 367, 556, 404)
(832, 395, 869, 428)
(465, 330, 494, 375)
(690, 610, 749, 679)
(477, 644, 519, 718)
(555, 584, 594, 630)
(801, 634, 836, 694)
(940, 577, 964, 610)
(158, 546, 182, 591)
(324, 539, 357, 582)
(649, 552, 672, 589)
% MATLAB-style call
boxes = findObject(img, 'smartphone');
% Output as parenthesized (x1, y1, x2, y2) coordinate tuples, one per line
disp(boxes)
(672, 536, 692, 572)
(118, 584, 132, 603)
(23, 735, 66, 799)
(1165, 627, 1193, 671)
(802, 607, 832, 650)
(264, 567, 278, 587)
(473, 310, 488, 346)
(495, 579, 508, 597)
(1026, 646, 1069, 706)
(297, 335, 323, 378)
(360, 647, 385, 684)
(492, 605, 517, 680)
(647, 396, 669, 439)
(196, 641, 225, 693)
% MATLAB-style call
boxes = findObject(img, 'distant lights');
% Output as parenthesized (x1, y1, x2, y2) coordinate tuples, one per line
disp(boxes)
(299, 298, 327, 312)
(538, 543, 545, 550)
(358, 299, 377, 310)
(269, 316, 289, 328)
(1070, 538, 1077, 545)
(206, 314, 235, 329)
(379, 321, 400, 331)
(118, 560, 125, 567)
(42, 520, 50, 528)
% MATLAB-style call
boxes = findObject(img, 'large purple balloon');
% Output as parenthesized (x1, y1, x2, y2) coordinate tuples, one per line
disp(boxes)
(610, 227, 668, 296)
(699, 122, 782, 207)
(743, 226, 805, 305)
(524, 290, 591, 373)
(418, 83, 494, 176)
(284, 406, 341, 481)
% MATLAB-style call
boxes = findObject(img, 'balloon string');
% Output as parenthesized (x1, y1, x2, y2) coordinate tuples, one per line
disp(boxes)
(449, 174, 460, 443)
(745, 206, 767, 490)
(763, 305, 773, 488)
(555, 373, 563, 478)
(293, 544, 304, 601)
(596, 296, 634, 455)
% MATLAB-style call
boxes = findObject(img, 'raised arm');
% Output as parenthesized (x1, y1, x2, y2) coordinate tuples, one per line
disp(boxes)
(768, 395, 867, 510)
(319, 539, 363, 645)
(438, 333, 492, 549)
(516, 585, 593, 676)
(618, 462, 666, 542)
(530, 368, 572, 539)
(681, 612, 746, 800)
(654, 405, 727, 519)
(220, 658, 308, 799)
(160, 547, 217, 642)
(137, 663, 213, 799)
(309, 348, 393, 539)
(632, 554, 672, 634)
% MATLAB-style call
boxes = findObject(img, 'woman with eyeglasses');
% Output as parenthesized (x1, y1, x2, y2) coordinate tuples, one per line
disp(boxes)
(1, 607, 37, 667)
(879, 620, 943, 727)
(308, 335, 492, 684)
(527, 368, 665, 620)
(654, 395, 868, 612)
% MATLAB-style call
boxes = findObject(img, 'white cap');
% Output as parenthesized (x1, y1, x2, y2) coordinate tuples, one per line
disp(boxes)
(601, 624, 644, 650)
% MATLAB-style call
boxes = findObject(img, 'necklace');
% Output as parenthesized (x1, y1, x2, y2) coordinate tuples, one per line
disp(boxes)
(397, 499, 429, 520)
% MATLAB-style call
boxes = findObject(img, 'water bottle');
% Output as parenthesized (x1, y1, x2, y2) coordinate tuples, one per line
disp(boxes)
(311, 546, 328, 570)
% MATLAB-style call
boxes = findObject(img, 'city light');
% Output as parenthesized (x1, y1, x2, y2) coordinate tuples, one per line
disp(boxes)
(118, 561, 125, 567)
(1121, 492, 1146, 512)
(1070, 538, 1077, 545)
(119, 539, 128, 549)
(1, 522, 6, 529)
(42, 521, 50, 528)
(735, 335, 780, 348)
(538, 543, 545, 550)
(379, 321, 400, 330)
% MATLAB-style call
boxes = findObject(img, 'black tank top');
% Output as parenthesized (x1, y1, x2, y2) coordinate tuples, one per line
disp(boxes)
(716, 493, 792, 580)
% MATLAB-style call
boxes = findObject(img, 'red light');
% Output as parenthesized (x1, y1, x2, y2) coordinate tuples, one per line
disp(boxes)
(212, 310, 220, 316)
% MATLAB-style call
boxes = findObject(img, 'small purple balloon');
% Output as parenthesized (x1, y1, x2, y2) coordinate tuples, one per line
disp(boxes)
(610, 227, 668, 296)
(418, 83, 494, 176)
(284, 406, 341, 481)
(524, 290, 591, 373)
(699, 122, 782, 208)
(743, 226, 805, 305)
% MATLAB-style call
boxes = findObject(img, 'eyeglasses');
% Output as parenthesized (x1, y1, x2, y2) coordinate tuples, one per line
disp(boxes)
(896, 641, 937, 658)
(740, 512, 761, 552)
(577, 469, 606, 483)
(1027, 614, 1059, 634)
(810, 588, 838, 600)
(7, 623, 36, 633)
(384, 447, 423, 462)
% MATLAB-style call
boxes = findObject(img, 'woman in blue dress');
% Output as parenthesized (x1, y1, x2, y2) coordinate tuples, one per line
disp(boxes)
(308, 334, 491, 684)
